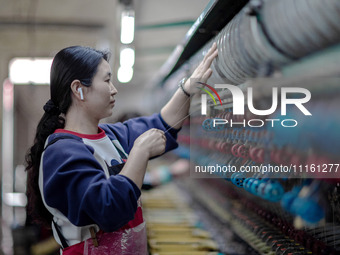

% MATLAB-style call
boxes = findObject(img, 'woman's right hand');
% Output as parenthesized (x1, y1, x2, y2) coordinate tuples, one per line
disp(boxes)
(133, 128, 166, 158)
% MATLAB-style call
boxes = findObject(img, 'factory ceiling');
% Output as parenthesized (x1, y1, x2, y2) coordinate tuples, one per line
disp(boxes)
(0, 0, 209, 88)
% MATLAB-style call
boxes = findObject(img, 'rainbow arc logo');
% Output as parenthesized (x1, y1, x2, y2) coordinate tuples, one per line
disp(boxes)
(197, 82, 223, 115)
(197, 82, 223, 106)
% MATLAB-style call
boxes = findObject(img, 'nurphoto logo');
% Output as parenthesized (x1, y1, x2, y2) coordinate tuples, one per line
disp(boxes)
(200, 83, 312, 128)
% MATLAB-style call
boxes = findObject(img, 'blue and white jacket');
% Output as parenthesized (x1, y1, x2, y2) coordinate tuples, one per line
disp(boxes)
(39, 113, 179, 247)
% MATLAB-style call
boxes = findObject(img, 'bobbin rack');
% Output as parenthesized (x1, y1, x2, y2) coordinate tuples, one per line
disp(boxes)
(144, 0, 340, 254)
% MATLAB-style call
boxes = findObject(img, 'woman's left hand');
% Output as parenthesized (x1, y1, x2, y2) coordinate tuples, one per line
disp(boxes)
(184, 42, 218, 94)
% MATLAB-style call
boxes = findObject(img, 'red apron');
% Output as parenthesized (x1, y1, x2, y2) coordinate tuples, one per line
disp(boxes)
(62, 206, 147, 255)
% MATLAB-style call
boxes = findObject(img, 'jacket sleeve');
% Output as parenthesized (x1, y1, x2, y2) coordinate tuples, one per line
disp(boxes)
(100, 113, 180, 154)
(41, 138, 141, 232)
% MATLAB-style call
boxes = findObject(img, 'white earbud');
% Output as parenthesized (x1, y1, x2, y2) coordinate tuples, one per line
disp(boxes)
(78, 87, 84, 100)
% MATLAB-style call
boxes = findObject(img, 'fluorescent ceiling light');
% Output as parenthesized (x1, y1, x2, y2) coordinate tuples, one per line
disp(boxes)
(3, 193, 27, 207)
(117, 66, 133, 83)
(120, 10, 135, 44)
(9, 58, 53, 85)
(120, 47, 135, 67)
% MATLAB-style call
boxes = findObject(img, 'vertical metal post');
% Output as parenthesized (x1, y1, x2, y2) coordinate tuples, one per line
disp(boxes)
(1, 78, 14, 255)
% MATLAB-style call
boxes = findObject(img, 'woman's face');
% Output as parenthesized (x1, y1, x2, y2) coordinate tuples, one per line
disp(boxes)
(83, 59, 117, 120)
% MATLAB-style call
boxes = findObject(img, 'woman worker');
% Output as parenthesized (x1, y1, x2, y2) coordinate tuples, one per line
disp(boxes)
(25, 43, 217, 254)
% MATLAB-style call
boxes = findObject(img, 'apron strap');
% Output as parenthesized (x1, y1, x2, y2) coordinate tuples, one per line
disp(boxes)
(52, 220, 69, 249)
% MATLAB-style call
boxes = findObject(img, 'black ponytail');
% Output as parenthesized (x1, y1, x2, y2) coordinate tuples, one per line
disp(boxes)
(25, 46, 110, 226)
(26, 110, 65, 225)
